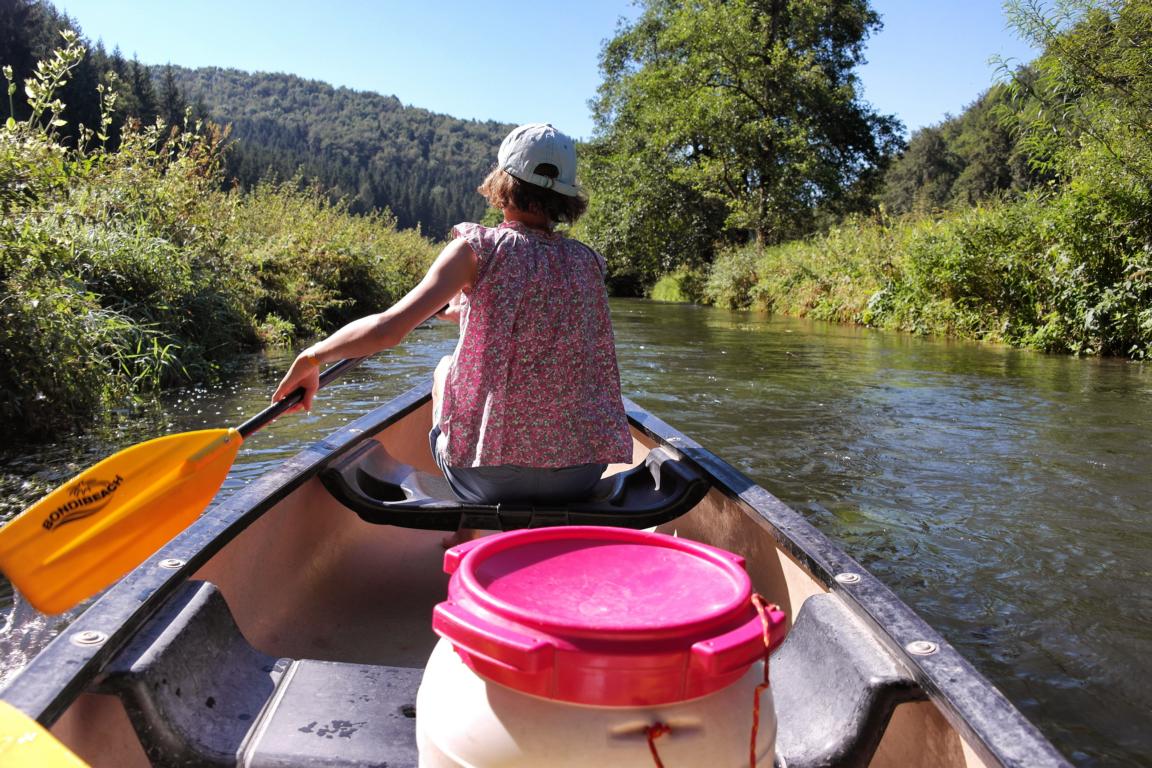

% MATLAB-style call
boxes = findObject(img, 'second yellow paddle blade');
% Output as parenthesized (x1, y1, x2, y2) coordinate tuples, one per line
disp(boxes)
(0, 704, 88, 768)
(0, 429, 242, 614)
(0, 702, 90, 767)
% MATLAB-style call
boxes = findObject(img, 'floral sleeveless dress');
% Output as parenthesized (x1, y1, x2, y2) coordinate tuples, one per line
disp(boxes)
(436, 221, 632, 468)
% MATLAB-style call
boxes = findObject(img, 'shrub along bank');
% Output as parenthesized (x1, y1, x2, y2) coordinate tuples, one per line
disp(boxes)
(0, 37, 436, 440)
(701, 181, 1152, 359)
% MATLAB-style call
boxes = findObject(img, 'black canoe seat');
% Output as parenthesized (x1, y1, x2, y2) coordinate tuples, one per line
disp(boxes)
(320, 440, 709, 532)
(97, 580, 422, 768)
(772, 593, 926, 768)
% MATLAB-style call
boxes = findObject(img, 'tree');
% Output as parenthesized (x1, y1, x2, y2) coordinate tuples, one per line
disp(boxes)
(1, 0, 102, 134)
(1001, 0, 1152, 356)
(1004, 0, 1152, 186)
(589, 0, 903, 276)
(158, 64, 187, 126)
(878, 79, 1050, 217)
(0, 0, 41, 122)
(167, 66, 505, 237)
(127, 56, 157, 125)
(880, 126, 963, 213)
(577, 137, 728, 293)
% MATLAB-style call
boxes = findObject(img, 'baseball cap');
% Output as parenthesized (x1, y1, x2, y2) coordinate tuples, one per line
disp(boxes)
(497, 123, 582, 197)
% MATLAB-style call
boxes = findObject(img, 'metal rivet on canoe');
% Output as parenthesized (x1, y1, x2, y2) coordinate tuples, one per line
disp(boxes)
(834, 572, 861, 585)
(158, 558, 186, 569)
(906, 640, 939, 656)
(70, 630, 107, 647)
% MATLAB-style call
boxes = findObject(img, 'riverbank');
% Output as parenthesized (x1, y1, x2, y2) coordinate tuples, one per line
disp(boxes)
(0, 44, 437, 441)
(4, 33, 1148, 446)
(693, 183, 1151, 360)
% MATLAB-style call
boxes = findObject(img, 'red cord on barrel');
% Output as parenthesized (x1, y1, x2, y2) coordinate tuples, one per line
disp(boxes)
(645, 721, 672, 767)
(750, 593, 780, 767)
(641, 595, 780, 767)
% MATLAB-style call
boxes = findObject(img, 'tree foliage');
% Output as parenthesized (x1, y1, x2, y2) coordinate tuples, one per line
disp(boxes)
(1002, 0, 1152, 356)
(880, 85, 1044, 215)
(585, 0, 904, 290)
(2, 0, 509, 240)
(1005, 0, 1152, 186)
(0, 0, 208, 149)
(575, 137, 727, 294)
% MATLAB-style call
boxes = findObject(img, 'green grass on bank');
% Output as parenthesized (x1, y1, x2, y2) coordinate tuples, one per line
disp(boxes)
(699, 182, 1152, 358)
(0, 40, 436, 440)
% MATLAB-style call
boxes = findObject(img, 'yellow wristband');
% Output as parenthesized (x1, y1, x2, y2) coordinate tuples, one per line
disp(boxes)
(303, 350, 320, 367)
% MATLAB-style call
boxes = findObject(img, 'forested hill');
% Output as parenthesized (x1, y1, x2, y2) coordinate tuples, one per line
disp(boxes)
(165, 66, 512, 238)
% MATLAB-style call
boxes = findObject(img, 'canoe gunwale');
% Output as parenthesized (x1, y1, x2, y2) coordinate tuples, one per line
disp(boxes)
(0, 386, 1071, 767)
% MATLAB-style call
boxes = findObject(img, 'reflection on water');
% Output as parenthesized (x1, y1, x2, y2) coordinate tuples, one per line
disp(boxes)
(613, 301, 1151, 768)
(2, 301, 1149, 766)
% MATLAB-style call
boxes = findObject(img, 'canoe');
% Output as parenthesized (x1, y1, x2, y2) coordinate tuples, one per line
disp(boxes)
(0, 385, 1071, 767)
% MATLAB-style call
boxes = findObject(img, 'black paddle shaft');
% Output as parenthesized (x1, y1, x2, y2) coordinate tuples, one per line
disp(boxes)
(237, 357, 364, 439)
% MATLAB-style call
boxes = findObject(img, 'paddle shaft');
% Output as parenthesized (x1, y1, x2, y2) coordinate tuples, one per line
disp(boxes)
(237, 357, 364, 439)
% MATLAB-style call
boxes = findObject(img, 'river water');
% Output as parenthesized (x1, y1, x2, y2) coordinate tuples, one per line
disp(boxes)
(1, 298, 1149, 766)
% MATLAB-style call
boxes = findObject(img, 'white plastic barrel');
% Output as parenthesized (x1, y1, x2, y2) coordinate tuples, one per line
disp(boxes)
(415, 527, 787, 767)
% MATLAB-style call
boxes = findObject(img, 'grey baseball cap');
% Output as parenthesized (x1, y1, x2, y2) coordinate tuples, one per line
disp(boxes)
(497, 123, 582, 197)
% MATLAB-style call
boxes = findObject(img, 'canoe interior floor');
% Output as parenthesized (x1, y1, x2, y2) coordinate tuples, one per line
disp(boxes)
(193, 478, 461, 668)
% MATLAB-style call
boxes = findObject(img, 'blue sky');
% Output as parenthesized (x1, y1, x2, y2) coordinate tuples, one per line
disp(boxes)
(55, 0, 1038, 140)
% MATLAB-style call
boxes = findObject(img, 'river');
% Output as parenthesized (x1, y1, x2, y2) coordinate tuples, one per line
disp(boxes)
(2, 298, 1149, 766)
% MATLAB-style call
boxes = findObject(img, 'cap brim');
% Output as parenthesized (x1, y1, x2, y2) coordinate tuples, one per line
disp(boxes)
(506, 169, 583, 197)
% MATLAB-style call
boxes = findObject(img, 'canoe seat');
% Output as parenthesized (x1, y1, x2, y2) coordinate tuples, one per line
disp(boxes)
(772, 593, 925, 768)
(320, 440, 709, 532)
(97, 580, 421, 768)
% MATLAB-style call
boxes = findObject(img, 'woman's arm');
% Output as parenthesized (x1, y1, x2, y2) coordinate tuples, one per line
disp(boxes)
(272, 237, 478, 411)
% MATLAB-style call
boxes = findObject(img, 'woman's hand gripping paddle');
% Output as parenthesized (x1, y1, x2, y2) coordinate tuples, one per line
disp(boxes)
(0, 358, 361, 614)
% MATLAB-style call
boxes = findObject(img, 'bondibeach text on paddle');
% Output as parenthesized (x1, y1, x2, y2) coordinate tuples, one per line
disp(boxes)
(0, 358, 362, 615)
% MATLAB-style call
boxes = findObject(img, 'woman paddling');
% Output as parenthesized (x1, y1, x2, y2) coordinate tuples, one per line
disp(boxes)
(273, 123, 632, 538)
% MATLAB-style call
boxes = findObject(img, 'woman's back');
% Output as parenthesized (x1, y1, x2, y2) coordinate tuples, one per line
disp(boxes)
(273, 122, 632, 505)
(438, 221, 632, 469)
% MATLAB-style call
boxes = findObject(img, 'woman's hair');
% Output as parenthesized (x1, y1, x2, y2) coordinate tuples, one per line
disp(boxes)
(478, 166, 588, 224)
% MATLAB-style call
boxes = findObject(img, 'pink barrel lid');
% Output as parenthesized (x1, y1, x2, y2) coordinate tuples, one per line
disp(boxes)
(432, 526, 787, 706)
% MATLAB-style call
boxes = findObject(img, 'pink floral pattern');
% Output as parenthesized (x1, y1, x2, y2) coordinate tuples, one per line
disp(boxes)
(438, 221, 632, 468)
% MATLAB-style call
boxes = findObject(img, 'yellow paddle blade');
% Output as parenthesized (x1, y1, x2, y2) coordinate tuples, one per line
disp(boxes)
(0, 702, 90, 767)
(0, 429, 242, 614)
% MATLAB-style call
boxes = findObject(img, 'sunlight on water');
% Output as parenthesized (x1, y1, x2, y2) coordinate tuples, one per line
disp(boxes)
(0, 586, 89, 689)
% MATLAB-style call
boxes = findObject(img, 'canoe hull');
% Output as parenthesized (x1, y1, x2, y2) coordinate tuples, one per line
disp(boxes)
(0, 386, 1067, 767)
